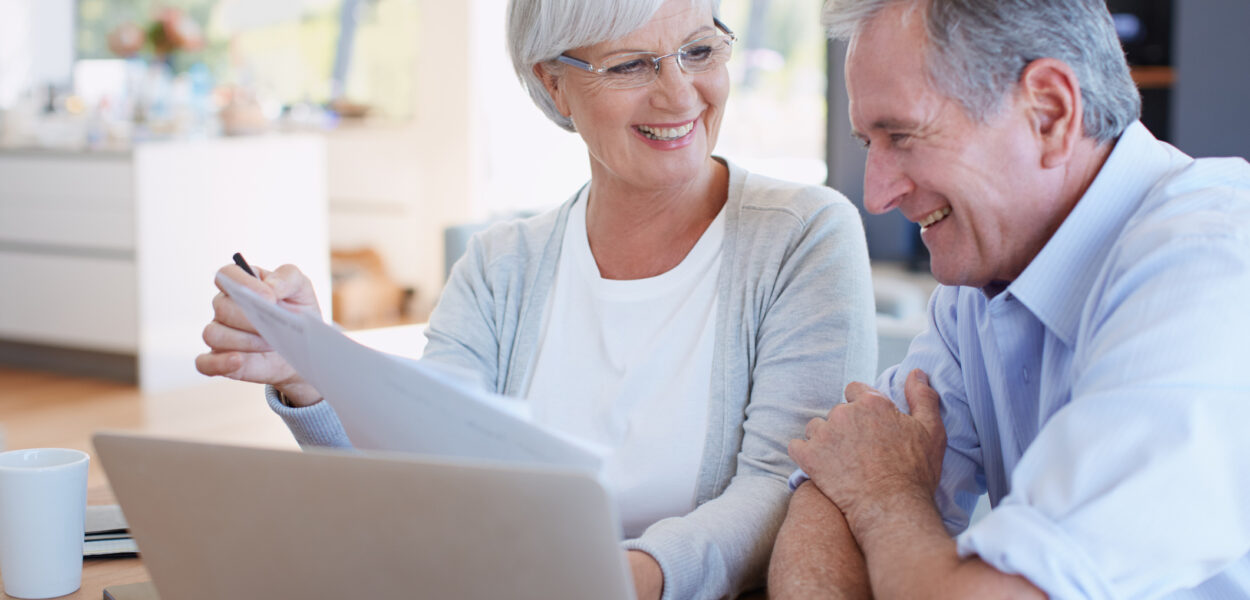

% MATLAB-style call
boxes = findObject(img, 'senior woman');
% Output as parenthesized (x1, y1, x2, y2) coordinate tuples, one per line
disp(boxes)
(196, 0, 876, 597)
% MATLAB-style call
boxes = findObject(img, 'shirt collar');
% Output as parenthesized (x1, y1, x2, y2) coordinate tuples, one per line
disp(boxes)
(1006, 122, 1183, 346)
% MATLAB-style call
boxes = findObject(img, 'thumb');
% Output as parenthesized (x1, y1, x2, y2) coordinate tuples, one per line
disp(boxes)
(904, 369, 941, 430)
(263, 264, 319, 308)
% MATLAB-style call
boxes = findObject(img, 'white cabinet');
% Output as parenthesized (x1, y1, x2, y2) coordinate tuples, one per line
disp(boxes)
(0, 135, 331, 392)
(0, 155, 138, 352)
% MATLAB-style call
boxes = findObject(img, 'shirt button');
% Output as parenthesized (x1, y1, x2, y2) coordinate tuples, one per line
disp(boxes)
(1021, 367, 1030, 383)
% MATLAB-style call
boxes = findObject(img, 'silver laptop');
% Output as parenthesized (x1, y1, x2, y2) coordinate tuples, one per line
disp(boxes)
(94, 432, 634, 600)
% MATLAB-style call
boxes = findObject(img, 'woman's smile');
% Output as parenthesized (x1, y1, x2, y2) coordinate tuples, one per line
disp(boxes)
(633, 118, 698, 149)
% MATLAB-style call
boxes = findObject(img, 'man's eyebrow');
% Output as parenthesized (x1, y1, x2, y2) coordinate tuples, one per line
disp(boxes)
(851, 118, 922, 140)
(869, 118, 920, 131)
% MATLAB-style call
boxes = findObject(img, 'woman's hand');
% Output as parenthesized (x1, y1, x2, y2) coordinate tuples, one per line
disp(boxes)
(628, 550, 663, 600)
(194, 263, 324, 406)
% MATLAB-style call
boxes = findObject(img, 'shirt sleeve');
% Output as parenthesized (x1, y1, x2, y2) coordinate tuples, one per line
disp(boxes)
(956, 223, 1250, 598)
(878, 286, 987, 535)
(622, 197, 879, 600)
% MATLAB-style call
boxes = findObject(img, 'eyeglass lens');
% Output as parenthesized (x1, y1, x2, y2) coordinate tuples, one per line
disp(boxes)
(600, 35, 732, 88)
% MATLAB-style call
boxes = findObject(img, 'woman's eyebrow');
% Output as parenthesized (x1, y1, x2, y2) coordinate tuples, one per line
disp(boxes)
(684, 24, 715, 41)
(599, 24, 718, 56)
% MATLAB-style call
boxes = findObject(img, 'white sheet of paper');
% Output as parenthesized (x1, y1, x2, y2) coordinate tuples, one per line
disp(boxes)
(217, 273, 604, 473)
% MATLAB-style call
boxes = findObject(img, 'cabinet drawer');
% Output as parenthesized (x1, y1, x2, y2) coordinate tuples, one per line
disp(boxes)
(0, 251, 137, 352)
(0, 157, 134, 250)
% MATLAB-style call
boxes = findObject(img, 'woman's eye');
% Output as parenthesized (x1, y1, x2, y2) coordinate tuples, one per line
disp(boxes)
(683, 45, 714, 62)
(606, 59, 649, 75)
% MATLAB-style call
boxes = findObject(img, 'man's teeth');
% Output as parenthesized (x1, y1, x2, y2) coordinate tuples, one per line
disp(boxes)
(637, 122, 694, 141)
(919, 206, 951, 231)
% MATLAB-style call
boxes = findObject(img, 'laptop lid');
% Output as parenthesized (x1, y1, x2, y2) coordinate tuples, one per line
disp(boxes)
(93, 433, 634, 600)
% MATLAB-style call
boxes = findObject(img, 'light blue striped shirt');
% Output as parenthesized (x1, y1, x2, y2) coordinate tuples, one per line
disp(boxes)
(878, 122, 1250, 598)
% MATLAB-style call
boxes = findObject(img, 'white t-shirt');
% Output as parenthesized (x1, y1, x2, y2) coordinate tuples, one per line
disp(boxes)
(526, 190, 723, 537)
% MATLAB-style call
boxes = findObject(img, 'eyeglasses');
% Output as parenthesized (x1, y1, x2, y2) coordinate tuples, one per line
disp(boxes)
(556, 19, 737, 90)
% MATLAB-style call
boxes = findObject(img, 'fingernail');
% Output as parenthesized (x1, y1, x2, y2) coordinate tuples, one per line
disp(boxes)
(913, 369, 929, 385)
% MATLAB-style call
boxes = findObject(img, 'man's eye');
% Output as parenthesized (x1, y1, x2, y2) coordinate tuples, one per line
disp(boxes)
(889, 133, 911, 145)
(606, 59, 650, 75)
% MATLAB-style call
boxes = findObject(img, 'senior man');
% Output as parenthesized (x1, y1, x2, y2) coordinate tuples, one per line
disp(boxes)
(769, 0, 1250, 598)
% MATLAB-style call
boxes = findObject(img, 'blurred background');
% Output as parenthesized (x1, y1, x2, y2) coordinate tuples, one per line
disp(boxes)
(0, 0, 1246, 392)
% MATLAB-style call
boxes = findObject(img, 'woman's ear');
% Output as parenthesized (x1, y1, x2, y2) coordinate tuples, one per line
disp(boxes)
(1018, 57, 1083, 169)
(534, 62, 572, 118)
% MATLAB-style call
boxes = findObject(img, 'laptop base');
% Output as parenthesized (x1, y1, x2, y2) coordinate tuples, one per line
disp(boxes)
(102, 581, 159, 600)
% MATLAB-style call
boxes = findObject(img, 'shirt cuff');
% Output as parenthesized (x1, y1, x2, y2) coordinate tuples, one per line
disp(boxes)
(957, 501, 1115, 600)
(787, 468, 809, 492)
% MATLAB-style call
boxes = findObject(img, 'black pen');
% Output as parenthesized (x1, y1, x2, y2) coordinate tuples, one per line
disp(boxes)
(232, 252, 258, 278)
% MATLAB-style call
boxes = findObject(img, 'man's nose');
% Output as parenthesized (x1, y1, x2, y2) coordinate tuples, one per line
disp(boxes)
(862, 149, 913, 215)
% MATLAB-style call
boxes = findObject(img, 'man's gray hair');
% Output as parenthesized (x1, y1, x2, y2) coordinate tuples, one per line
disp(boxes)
(508, 0, 719, 132)
(824, 0, 1141, 142)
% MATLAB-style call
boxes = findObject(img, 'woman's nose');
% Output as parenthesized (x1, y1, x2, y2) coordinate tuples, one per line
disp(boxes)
(649, 56, 697, 110)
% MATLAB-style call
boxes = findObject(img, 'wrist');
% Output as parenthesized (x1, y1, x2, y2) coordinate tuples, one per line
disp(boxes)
(275, 381, 322, 407)
(845, 484, 942, 556)
(627, 550, 663, 600)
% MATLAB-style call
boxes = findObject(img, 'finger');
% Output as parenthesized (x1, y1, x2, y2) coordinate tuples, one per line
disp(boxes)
(804, 417, 825, 440)
(214, 264, 275, 301)
(844, 381, 889, 404)
(235, 351, 297, 384)
(202, 321, 272, 353)
(211, 292, 260, 333)
(195, 351, 244, 377)
(904, 369, 943, 429)
(788, 438, 809, 470)
(195, 350, 294, 384)
(265, 264, 319, 308)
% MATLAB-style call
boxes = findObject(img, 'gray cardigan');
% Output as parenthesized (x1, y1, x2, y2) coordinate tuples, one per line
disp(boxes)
(266, 160, 877, 599)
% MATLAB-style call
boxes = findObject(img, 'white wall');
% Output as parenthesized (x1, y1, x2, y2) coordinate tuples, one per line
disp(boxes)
(468, 0, 590, 217)
(327, 0, 476, 304)
(0, 0, 75, 108)
(328, 0, 590, 305)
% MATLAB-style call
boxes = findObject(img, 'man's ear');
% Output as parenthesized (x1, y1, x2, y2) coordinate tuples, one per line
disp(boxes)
(1018, 58, 1083, 169)
(534, 62, 572, 118)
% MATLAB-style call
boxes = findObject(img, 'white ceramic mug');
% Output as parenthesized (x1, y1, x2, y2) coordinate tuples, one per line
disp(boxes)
(0, 448, 89, 599)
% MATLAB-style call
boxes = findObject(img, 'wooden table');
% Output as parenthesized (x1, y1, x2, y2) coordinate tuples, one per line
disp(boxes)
(0, 368, 296, 599)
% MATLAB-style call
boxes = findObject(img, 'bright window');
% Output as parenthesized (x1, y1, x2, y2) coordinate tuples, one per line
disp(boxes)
(74, 0, 419, 120)
(717, 0, 828, 185)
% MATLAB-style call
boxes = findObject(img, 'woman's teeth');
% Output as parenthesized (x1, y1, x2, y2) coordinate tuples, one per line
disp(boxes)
(637, 122, 694, 141)
(919, 206, 951, 231)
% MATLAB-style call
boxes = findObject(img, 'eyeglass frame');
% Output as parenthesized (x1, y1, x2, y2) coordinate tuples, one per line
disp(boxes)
(555, 18, 737, 85)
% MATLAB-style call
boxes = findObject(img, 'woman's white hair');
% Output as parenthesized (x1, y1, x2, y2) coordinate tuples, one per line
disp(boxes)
(823, 0, 1141, 143)
(508, 0, 720, 132)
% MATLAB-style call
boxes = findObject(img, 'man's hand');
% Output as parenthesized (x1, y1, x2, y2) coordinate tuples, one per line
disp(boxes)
(788, 369, 946, 531)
